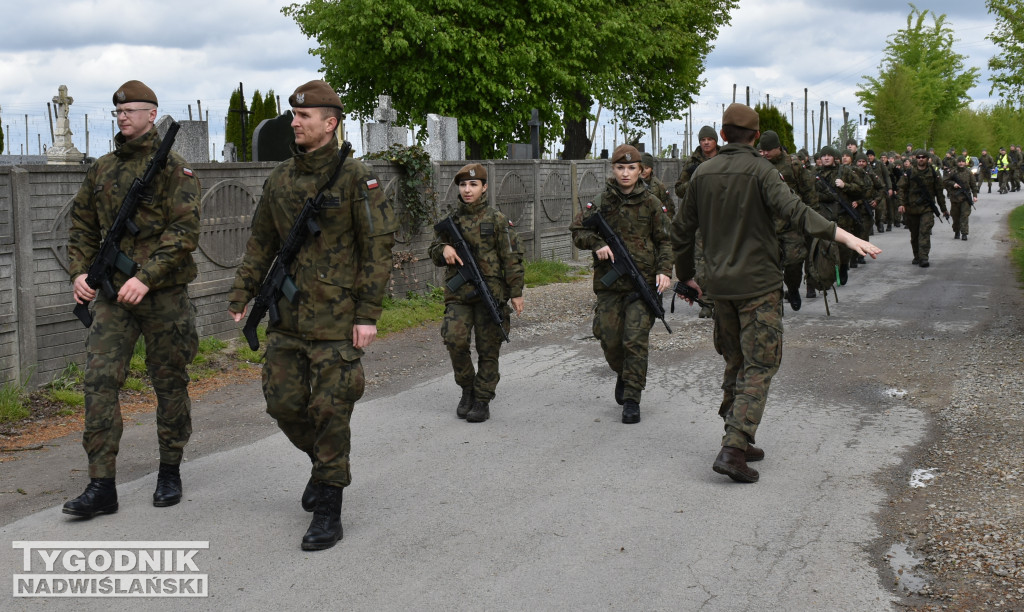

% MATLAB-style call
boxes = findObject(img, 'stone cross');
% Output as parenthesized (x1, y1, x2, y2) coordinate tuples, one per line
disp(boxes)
(363, 94, 408, 155)
(46, 84, 84, 164)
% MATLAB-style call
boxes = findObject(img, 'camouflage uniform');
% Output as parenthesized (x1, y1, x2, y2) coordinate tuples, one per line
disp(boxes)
(997, 150, 1011, 194)
(228, 134, 397, 488)
(764, 147, 816, 299)
(813, 160, 863, 270)
(944, 164, 979, 238)
(672, 139, 837, 452)
(67, 127, 201, 479)
(867, 157, 893, 229)
(897, 160, 948, 265)
(428, 197, 524, 404)
(646, 173, 675, 219)
(570, 178, 672, 403)
(978, 152, 994, 193)
(674, 145, 718, 316)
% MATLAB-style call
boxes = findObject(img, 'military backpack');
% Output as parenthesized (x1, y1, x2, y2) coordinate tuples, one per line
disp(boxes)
(806, 237, 840, 316)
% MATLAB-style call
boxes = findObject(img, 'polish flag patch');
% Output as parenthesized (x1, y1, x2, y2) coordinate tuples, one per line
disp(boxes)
(183, 168, 193, 177)
(366, 179, 379, 189)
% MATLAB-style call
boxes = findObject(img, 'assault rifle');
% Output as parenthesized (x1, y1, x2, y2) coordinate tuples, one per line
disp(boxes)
(815, 174, 861, 224)
(581, 209, 671, 333)
(433, 216, 510, 343)
(242, 141, 352, 350)
(954, 179, 977, 210)
(909, 170, 946, 223)
(74, 122, 181, 327)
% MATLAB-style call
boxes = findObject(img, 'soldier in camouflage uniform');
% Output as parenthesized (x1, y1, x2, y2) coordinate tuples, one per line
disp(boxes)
(978, 149, 995, 194)
(640, 152, 675, 218)
(672, 104, 881, 484)
(897, 149, 949, 268)
(944, 156, 979, 241)
(228, 80, 397, 551)
(758, 130, 817, 310)
(64, 80, 201, 519)
(428, 163, 524, 423)
(866, 150, 893, 232)
(571, 144, 672, 425)
(674, 126, 720, 318)
(855, 153, 883, 243)
(813, 146, 862, 285)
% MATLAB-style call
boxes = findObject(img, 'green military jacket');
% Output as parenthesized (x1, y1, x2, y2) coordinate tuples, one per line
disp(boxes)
(943, 166, 979, 203)
(646, 174, 675, 218)
(427, 197, 524, 305)
(674, 146, 718, 198)
(229, 134, 397, 349)
(68, 127, 201, 290)
(897, 164, 948, 215)
(978, 153, 994, 173)
(868, 159, 892, 191)
(570, 178, 672, 293)
(812, 163, 863, 222)
(671, 143, 836, 300)
(768, 152, 819, 223)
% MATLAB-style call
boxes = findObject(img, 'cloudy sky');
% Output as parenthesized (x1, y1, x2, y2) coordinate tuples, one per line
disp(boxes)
(0, 0, 999, 160)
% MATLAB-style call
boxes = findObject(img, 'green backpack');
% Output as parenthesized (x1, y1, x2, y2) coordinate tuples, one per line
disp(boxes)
(806, 237, 840, 315)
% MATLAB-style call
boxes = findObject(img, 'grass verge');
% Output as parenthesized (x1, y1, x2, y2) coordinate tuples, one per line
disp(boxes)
(1009, 204, 1024, 284)
(524, 259, 589, 288)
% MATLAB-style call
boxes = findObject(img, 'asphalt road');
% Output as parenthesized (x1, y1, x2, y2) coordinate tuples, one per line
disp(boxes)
(1, 185, 1016, 611)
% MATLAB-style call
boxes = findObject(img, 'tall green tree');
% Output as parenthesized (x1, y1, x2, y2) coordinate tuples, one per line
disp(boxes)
(283, 0, 736, 159)
(857, 5, 978, 149)
(754, 104, 795, 153)
(224, 87, 247, 161)
(987, 0, 1024, 108)
(263, 90, 279, 118)
(247, 90, 265, 160)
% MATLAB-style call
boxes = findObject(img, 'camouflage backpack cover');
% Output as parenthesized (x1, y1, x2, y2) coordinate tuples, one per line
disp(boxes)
(806, 237, 840, 315)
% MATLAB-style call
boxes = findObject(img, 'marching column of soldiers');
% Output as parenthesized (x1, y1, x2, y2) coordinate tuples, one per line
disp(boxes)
(62, 83, 995, 549)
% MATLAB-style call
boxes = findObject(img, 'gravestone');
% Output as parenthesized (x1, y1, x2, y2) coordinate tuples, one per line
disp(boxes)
(528, 109, 541, 159)
(222, 142, 238, 163)
(156, 116, 209, 163)
(507, 143, 531, 160)
(46, 85, 85, 165)
(253, 111, 295, 162)
(362, 95, 408, 154)
(425, 114, 460, 161)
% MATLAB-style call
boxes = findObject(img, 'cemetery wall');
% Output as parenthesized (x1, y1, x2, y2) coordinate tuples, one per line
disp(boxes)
(0, 157, 683, 389)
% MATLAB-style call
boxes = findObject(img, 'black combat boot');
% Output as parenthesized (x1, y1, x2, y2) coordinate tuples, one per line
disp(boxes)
(786, 284, 801, 311)
(954, 231, 960, 239)
(153, 463, 182, 507)
(857, 255, 867, 264)
(805, 286, 816, 299)
(961, 234, 968, 241)
(301, 477, 318, 512)
(466, 400, 490, 423)
(63, 478, 118, 518)
(621, 400, 640, 424)
(614, 375, 624, 406)
(456, 387, 474, 419)
(849, 259, 858, 269)
(838, 264, 849, 286)
(301, 484, 343, 551)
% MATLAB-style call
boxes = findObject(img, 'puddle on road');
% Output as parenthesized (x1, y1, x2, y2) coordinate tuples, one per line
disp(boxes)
(885, 388, 908, 399)
(886, 542, 930, 594)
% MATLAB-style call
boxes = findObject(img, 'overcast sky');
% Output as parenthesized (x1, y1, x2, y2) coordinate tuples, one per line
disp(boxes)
(0, 0, 999, 160)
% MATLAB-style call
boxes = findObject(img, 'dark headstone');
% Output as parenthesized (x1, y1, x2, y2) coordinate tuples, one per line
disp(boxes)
(599, 149, 608, 159)
(528, 109, 541, 160)
(253, 111, 295, 162)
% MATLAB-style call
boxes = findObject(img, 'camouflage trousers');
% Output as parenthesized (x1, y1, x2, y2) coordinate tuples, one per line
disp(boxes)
(950, 198, 971, 236)
(82, 285, 198, 479)
(836, 212, 860, 266)
(712, 290, 783, 449)
(593, 291, 655, 403)
(263, 333, 365, 488)
(904, 211, 936, 262)
(441, 301, 510, 402)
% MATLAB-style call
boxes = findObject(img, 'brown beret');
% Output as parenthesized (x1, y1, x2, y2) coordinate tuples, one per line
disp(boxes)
(610, 144, 642, 164)
(113, 80, 158, 106)
(288, 80, 343, 110)
(698, 125, 717, 141)
(722, 103, 758, 130)
(454, 163, 487, 184)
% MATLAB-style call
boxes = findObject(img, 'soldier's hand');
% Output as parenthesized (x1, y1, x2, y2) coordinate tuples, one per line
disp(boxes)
(117, 277, 150, 305)
(898, 205, 906, 214)
(677, 279, 702, 305)
(229, 306, 247, 323)
(73, 274, 96, 304)
(353, 324, 377, 349)
(511, 297, 524, 315)
(655, 274, 671, 293)
(594, 245, 615, 262)
(835, 178, 845, 188)
(953, 183, 960, 189)
(442, 245, 463, 267)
